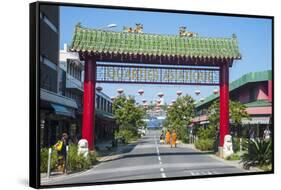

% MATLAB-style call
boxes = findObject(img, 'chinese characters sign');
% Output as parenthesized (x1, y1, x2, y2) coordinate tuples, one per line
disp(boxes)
(96, 64, 219, 85)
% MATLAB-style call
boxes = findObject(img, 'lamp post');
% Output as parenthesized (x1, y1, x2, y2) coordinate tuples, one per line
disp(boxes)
(99, 24, 117, 30)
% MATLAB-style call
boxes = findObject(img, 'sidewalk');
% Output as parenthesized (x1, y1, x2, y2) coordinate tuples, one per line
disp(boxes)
(178, 142, 262, 172)
(41, 140, 136, 183)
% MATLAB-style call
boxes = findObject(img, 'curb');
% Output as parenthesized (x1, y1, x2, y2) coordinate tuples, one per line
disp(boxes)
(179, 142, 263, 172)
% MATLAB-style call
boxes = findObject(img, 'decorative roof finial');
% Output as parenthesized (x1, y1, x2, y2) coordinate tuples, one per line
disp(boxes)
(179, 26, 198, 37)
(123, 23, 143, 33)
(76, 22, 82, 28)
(232, 33, 237, 38)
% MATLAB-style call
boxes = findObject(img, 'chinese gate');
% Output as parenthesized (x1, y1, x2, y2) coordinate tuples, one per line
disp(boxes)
(69, 23, 241, 154)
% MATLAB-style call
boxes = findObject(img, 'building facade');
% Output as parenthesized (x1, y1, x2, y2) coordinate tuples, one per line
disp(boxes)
(39, 5, 78, 147)
(39, 5, 117, 147)
(193, 70, 272, 138)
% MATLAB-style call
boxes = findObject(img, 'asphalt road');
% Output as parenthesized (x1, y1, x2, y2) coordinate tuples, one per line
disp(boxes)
(42, 129, 247, 186)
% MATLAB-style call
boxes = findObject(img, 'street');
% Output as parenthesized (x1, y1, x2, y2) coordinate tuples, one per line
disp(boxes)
(42, 129, 248, 186)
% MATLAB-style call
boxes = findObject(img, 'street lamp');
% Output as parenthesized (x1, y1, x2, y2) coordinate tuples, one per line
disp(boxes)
(99, 23, 118, 30)
(107, 24, 117, 28)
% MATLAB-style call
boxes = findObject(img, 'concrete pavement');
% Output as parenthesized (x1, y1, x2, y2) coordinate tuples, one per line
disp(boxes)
(41, 130, 251, 186)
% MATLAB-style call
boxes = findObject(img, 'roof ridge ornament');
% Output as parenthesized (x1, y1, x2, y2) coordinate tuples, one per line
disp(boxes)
(179, 26, 198, 37)
(123, 23, 143, 33)
(76, 22, 82, 28)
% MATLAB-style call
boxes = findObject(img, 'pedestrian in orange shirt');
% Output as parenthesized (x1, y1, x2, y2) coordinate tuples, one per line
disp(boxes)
(165, 130, 171, 144)
(171, 129, 177, 148)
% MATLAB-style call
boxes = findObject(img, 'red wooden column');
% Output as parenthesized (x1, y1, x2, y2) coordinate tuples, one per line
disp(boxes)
(219, 61, 230, 147)
(82, 56, 96, 150)
(268, 80, 272, 102)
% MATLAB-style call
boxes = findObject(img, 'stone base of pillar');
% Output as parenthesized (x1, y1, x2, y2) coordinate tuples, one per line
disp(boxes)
(218, 146, 224, 158)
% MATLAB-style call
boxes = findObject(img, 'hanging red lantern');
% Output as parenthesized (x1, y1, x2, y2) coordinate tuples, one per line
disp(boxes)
(176, 91, 182, 96)
(117, 88, 124, 94)
(96, 86, 103, 92)
(213, 88, 218, 95)
(138, 89, 144, 96)
(157, 92, 164, 98)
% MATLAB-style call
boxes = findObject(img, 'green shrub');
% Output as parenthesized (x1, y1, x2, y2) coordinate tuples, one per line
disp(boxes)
(226, 153, 240, 160)
(41, 144, 97, 174)
(67, 144, 91, 172)
(178, 126, 189, 143)
(232, 137, 247, 152)
(40, 148, 58, 173)
(181, 135, 189, 144)
(195, 139, 214, 151)
(197, 125, 216, 140)
(240, 139, 272, 170)
(88, 151, 98, 165)
(115, 129, 137, 144)
(259, 164, 272, 171)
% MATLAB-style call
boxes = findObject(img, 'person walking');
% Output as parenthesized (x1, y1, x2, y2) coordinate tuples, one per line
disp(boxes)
(165, 130, 171, 144)
(171, 129, 177, 148)
(54, 133, 68, 174)
(160, 130, 165, 144)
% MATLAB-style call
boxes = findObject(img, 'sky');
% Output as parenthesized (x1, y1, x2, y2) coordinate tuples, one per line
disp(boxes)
(59, 6, 272, 104)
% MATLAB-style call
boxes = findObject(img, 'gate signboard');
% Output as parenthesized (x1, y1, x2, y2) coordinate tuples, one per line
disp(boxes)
(96, 64, 219, 85)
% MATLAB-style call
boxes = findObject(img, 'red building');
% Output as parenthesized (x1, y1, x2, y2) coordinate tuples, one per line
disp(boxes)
(194, 70, 272, 138)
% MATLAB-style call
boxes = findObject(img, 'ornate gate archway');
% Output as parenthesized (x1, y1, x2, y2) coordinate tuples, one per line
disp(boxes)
(69, 23, 241, 153)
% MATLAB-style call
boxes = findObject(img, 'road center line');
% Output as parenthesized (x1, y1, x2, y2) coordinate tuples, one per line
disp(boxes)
(154, 134, 167, 178)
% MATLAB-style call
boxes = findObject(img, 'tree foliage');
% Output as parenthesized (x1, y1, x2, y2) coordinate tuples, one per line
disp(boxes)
(207, 100, 250, 133)
(164, 95, 195, 140)
(112, 95, 146, 135)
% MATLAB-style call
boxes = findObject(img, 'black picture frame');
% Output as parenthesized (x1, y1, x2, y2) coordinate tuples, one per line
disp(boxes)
(30, 1, 274, 189)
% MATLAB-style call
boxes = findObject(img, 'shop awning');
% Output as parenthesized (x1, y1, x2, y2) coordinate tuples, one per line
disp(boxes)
(51, 103, 75, 118)
(242, 117, 271, 124)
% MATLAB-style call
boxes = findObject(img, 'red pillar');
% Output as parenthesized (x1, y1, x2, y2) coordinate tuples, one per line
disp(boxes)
(219, 61, 229, 147)
(82, 57, 96, 150)
(268, 80, 272, 102)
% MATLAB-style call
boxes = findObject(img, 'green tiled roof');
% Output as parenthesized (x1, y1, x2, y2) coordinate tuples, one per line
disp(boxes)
(69, 23, 241, 59)
(196, 70, 272, 108)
